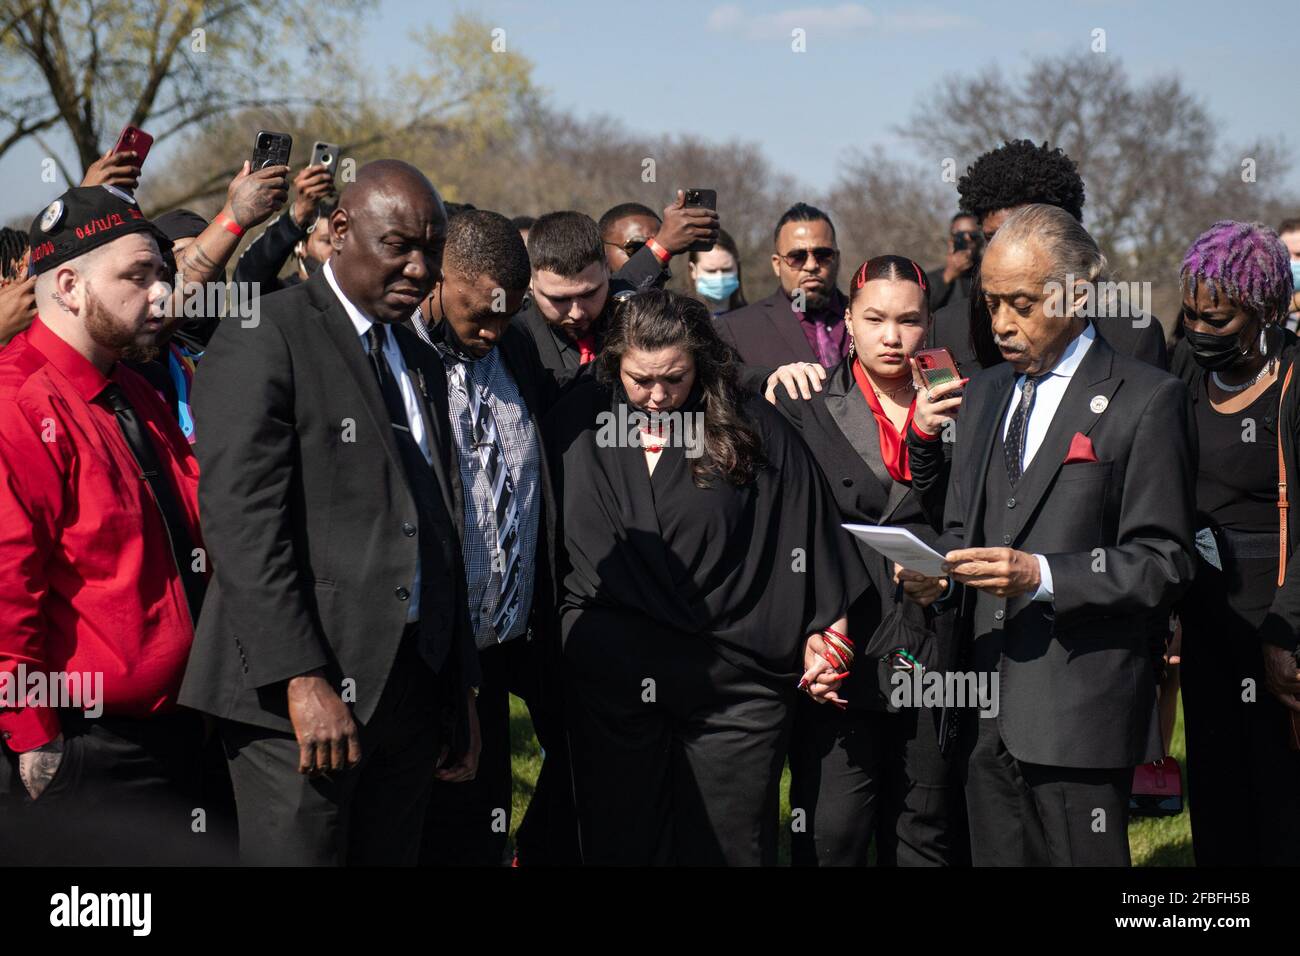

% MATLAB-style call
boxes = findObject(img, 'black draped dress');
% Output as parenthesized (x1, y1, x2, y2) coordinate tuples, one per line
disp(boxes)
(544, 378, 867, 865)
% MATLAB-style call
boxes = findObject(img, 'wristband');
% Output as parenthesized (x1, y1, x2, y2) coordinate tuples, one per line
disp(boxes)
(216, 213, 244, 237)
(645, 237, 671, 264)
(823, 625, 852, 648)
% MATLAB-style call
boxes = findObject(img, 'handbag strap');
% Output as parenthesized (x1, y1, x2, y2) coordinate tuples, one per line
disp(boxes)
(1279, 361, 1296, 587)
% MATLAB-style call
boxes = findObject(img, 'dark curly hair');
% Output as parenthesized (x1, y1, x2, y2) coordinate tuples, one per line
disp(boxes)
(957, 140, 1086, 223)
(597, 288, 764, 487)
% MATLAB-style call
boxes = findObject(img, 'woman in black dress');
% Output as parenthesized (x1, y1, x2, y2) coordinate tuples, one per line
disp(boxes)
(774, 255, 966, 865)
(1176, 220, 1300, 864)
(545, 289, 867, 865)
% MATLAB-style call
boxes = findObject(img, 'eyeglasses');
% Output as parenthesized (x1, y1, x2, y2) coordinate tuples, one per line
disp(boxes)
(604, 238, 647, 257)
(779, 247, 837, 269)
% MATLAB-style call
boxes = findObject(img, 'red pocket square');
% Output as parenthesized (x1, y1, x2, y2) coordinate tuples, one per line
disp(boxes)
(1063, 432, 1098, 464)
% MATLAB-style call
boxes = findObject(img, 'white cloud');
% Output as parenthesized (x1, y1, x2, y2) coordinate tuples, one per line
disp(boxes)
(706, 4, 970, 40)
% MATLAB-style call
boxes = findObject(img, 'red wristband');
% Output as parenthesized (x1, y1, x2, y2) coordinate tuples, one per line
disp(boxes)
(824, 625, 852, 648)
(645, 237, 671, 264)
(216, 213, 244, 237)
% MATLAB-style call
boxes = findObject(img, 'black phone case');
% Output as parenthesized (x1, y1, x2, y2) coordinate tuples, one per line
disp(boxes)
(252, 131, 293, 170)
(684, 188, 717, 254)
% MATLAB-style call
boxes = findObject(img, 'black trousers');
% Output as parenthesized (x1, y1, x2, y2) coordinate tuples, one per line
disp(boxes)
(420, 635, 540, 866)
(562, 606, 793, 866)
(957, 709, 1132, 866)
(0, 710, 217, 865)
(788, 696, 956, 866)
(220, 627, 443, 866)
(1181, 633, 1300, 865)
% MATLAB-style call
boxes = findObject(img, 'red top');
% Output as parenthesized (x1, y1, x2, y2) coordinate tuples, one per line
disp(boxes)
(851, 358, 937, 482)
(0, 318, 202, 752)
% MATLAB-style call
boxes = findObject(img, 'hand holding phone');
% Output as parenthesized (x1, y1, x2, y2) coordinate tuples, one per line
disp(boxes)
(252, 130, 293, 170)
(81, 126, 152, 192)
(910, 348, 967, 437)
(657, 188, 720, 257)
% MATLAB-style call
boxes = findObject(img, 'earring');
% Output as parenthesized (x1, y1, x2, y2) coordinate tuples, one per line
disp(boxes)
(1260, 325, 1269, 358)
(847, 338, 856, 360)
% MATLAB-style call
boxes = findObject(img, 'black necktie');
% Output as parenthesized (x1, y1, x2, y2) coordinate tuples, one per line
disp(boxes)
(1005, 374, 1046, 485)
(366, 325, 416, 440)
(100, 382, 205, 623)
(365, 324, 454, 673)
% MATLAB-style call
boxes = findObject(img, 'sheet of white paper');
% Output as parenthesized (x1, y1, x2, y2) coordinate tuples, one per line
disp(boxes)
(842, 523, 948, 576)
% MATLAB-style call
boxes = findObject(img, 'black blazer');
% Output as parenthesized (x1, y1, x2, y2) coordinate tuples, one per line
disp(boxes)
(716, 288, 850, 369)
(938, 332, 1196, 767)
(180, 269, 480, 734)
(775, 356, 956, 708)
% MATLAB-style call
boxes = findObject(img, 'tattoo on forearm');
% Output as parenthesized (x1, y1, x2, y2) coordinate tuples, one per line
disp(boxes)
(178, 242, 220, 280)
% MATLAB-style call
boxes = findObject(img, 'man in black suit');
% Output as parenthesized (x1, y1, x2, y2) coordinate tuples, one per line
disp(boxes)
(513, 202, 716, 380)
(899, 204, 1195, 866)
(940, 140, 1168, 372)
(180, 160, 481, 866)
(715, 202, 851, 370)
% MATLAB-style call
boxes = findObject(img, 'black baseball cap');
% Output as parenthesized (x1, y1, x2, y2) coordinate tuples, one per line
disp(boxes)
(28, 185, 172, 276)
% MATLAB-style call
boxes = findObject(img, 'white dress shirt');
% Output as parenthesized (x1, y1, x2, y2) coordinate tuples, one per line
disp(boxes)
(324, 261, 430, 620)
(1000, 321, 1097, 602)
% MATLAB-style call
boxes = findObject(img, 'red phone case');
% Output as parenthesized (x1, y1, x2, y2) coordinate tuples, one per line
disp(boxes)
(913, 347, 960, 387)
(112, 126, 153, 167)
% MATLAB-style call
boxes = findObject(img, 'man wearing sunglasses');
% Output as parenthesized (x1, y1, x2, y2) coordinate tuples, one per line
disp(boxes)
(716, 203, 849, 370)
(597, 195, 721, 279)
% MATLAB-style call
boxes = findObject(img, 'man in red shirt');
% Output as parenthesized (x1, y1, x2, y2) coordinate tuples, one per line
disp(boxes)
(0, 185, 210, 864)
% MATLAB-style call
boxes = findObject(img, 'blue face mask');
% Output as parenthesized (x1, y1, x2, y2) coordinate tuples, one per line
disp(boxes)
(696, 272, 740, 302)
(1291, 260, 1300, 292)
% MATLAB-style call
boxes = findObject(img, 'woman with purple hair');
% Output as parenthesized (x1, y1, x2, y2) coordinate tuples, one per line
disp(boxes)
(1176, 219, 1300, 865)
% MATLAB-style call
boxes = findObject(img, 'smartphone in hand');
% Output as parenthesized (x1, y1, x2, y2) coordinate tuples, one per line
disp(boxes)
(683, 188, 717, 253)
(113, 126, 154, 167)
(252, 130, 293, 170)
(310, 141, 341, 173)
(913, 347, 963, 396)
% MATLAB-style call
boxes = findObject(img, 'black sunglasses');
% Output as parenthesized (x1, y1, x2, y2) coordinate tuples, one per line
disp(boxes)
(604, 238, 648, 257)
(779, 246, 837, 269)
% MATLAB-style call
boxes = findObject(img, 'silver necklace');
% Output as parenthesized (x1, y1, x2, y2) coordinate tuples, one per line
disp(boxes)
(1211, 361, 1272, 394)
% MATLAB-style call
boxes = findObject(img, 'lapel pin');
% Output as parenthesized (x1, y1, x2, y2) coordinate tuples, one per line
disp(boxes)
(1089, 395, 1109, 413)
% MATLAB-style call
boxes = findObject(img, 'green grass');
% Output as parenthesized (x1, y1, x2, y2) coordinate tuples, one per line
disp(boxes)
(507, 694, 1193, 864)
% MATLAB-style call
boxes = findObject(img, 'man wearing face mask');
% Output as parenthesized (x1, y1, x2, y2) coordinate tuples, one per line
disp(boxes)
(1173, 220, 1300, 866)
(412, 210, 565, 866)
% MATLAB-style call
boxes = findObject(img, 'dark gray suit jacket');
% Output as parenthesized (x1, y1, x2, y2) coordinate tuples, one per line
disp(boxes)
(180, 269, 480, 734)
(938, 333, 1196, 767)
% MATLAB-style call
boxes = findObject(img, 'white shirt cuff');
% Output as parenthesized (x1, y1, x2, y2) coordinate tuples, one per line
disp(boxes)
(1031, 554, 1054, 602)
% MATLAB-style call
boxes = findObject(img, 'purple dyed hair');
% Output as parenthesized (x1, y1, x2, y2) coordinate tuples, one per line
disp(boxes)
(1180, 220, 1293, 325)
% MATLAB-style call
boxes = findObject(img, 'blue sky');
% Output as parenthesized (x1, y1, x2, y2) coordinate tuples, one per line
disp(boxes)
(2, 0, 1297, 223)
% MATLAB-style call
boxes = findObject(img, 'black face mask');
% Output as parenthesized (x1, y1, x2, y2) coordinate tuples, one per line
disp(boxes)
(1185, 326, 1248, 371)
(301, 255, 324, 277)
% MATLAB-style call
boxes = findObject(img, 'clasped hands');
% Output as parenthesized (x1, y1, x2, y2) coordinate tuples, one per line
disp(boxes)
(894, 548, 1042, 607)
